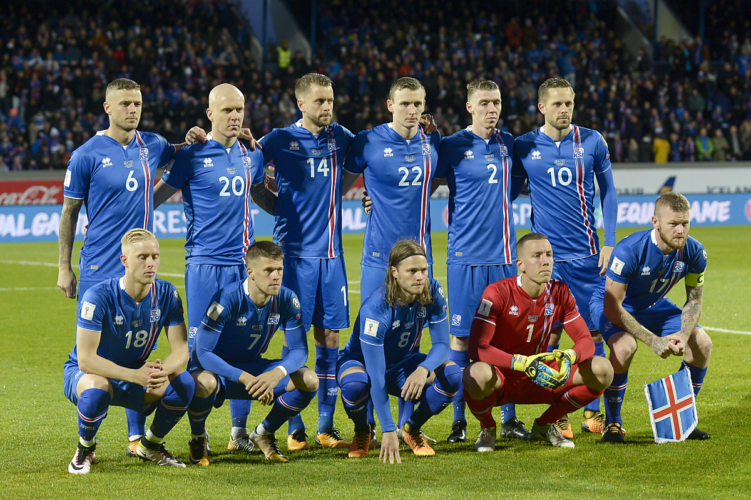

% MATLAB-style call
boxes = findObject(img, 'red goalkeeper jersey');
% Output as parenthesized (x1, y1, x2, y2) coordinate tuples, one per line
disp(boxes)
(468, 275, 594, 369)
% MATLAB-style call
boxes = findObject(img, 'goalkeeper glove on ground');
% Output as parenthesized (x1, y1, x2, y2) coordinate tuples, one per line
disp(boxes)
(511, 352, 562, 389)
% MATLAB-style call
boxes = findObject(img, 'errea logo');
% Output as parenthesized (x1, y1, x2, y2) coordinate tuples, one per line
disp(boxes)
(641, 266, 651, 276)
(237, 316, 247, 327)
(464, 150, 474, 160)
(384, 148, 393, 157)
(290, 141, 300, 151)
(114, 315, 124, 326)
(531, 150, 541, 160)
(509, 305, 519, 315)
(203, 158, 214, 168)
(102, 157, 112, 168)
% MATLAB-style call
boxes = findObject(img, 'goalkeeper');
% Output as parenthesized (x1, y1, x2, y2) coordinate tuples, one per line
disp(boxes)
(463, 233, 613, 451)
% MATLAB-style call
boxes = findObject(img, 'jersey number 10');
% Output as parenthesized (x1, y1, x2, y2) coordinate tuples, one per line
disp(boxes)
(547, 167, 573, 187)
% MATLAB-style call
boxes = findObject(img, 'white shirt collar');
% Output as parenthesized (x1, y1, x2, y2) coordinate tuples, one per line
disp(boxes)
(650, 228, 658, 246)
(243, 278, 249, 296)
(119, 277, 126, 289)
(517, 275, 523, 287)
(206, 133, 213, 141)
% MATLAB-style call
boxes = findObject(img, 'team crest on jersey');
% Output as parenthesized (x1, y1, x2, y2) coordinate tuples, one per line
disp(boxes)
(328, 139, 336, 151)
(509, 305, 519, 316)
(124, 160, 134, 168)
(203, 158, 214, 168)
(555, 160, 565, 167)
(290, 141, 300, 151)
(268, 314, 280, 325)
(102, 157, 112, 168)
(641, 266, 651, 276)
(150, 309, 161, 323)
(312, 149, 322, 156)
(405, 155, 415, 162)
(383, 148, 393, 157)
(422, 144, 431, 156)
(464, 150, 474, 160)
(243, 157, 251, 169)
(544, 304, 555, 316)
(674, 261, 685, 273)
(485, 154, 494, 161)
(418, 307, 427, 318)
(573, 147, 584, 159)
(114, 315, 124, 326)
(499, 145, 508, 157)
(392, 320, 401, 329)
(139, 148, 148, 161)
(227, 167, 237, 175)
(531, 150, 541, 160)
(452, 314, 461, 326)
(237, 316, 247, 327)
(189, 326, 197, 338)
(528, 315, 538, 322)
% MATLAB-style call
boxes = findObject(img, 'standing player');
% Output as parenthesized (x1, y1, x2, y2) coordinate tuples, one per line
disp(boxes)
(186, 242, 318, 464)
(463, 233, 613, 451)
(337, 240, 461, 462)
(512, 77, 617, 437)
(257, 73, 354, 450)
(154, 83, 274, 455)
(591, 192, 712, 442)
(64, 229, 194, 474)
(57, 78, 182, 455)
(434, 80, 526, 443)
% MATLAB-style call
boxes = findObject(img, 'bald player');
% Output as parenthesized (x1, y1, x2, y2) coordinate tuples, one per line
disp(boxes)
(154, 83, 277, 456)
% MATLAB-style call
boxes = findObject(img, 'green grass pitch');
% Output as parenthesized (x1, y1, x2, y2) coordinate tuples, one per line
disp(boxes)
(1, 227, 750, 499)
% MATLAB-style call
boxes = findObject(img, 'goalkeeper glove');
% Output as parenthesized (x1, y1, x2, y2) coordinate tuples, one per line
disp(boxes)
(553, 349, 577, 384)
(511, 352, 562, 389)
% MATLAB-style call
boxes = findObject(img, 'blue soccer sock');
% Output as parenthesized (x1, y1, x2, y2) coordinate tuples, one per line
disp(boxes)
(315, 346, 339, 434)
(261, 389, 316, 434)
(604, 371, 628, 426)
(681, 361, 708, 397)
(449, 349, 470, 422)
(188, 394, 216, 437)
(340, 371, 370, 433)
(501, 404, 517, 424)
(408, 364, 462, 430)
(126, 409, 146, 439)
(585, 341, 606, 412)
(366, 399, 376, 427)
(398, 398, 415, 429)
(281, 344, 306, 435)
(150, 371, 195, 439)
(546, 343, 559, 353)
(77, 388, 110, 441)
(229, 399, 251, 429)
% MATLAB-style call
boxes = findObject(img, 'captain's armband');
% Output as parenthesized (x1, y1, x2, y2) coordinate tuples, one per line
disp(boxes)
(685, 272, 705, 287)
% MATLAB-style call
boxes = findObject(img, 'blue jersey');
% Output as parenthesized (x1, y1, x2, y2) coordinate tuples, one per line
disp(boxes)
(64, 131, 175, 281)
(345, 124, 440, 267)
(161, 136, 264, 265)
(512, 125, 616, 260)
(68, 277, 184, 369)
(435, 127, 516, 265)
(341, 279, 449, 369)
(593, 228, 707, 312)
(258, 121, 354, 258)
(192, 280, 305, 382)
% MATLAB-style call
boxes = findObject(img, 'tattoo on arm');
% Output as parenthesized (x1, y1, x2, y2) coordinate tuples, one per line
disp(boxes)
(58, 197, 83, 266)
(680, 285, 703, 340)
(251, 183, 276, 216)
(615, 306, 662, 350)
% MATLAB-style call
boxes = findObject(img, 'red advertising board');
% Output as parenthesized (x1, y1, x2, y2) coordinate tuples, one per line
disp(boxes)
(0, 178, 183, 205)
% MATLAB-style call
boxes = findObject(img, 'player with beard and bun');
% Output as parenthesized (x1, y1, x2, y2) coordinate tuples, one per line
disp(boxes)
(433, 80, 526, 443)
(463, 233, 613, 451)
(590, 192, 712, 442)
(512, 77, 618, 438)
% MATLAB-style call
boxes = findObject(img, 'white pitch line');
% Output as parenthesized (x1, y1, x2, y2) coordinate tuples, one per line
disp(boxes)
(0, 287, 60, 291)
(704, 326, 751, 335)
(0, 260, 184, 278)
(347, 276, 446, 285)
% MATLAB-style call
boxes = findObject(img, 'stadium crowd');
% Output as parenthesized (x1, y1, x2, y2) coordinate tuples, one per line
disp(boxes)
(2, 0, 751, 170)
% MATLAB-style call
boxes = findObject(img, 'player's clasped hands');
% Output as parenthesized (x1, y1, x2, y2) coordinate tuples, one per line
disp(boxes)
(653, 333, 685, 358)
(243, 370, 283, 405)
(512, 352, 565, 389)
(135, 359, 169, 393)
(552, 349, 577, 384)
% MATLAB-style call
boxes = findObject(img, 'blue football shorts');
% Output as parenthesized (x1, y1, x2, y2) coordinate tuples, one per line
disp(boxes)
(189, 358, 291, 405)
(552, 254, 600, 331)
(336, 352, 428, 396)
(282, 255, 349, 332)
(63, 359, 155, 414)
(447, 263, 518, 338)
(360, 264, 433, 307)
(591, 297, 701, 342)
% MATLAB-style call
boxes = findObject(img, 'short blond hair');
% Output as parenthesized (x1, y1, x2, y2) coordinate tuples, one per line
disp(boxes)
(388, 77, 425, 102)
(295, 73, 333, 100)
(467, 80, 500, 101)
(538, 77, 574, 103)
(121, 228, 157, 253)
(106, 78, 140, 101)
(655, 192, 691, 215)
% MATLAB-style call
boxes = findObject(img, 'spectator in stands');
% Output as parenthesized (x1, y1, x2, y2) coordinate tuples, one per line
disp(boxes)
(695, 127, 714, 160)
(653, 133, 670, 163)
(712, 128, 729, 161)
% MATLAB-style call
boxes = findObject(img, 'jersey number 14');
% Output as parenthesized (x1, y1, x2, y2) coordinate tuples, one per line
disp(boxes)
(307, 158, 330, 178)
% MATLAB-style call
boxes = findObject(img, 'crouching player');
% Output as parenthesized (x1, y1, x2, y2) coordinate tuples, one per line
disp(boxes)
(185, 241, 317, 464)
(337, 240, 461, 463)
(64, 229, 194, 474)
(463, 233, 613, 450)
(592, 192, 712, 442)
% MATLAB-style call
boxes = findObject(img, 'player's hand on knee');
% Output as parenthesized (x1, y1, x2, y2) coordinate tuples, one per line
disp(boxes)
(553, 349, 577, 384)
(401, 367, 429, 401)
(512, 352, 562, 389)
(245, 369, 283, 402)
(419, 113, 437, 134)
(362, 191, 372, 215)
(185, 127, 207, 144)
(57, 269, 77, 299)
(379, 431, 402, 464)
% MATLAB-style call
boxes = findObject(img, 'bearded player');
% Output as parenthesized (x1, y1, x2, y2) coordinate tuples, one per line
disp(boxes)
(463, 233, 613, 451)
